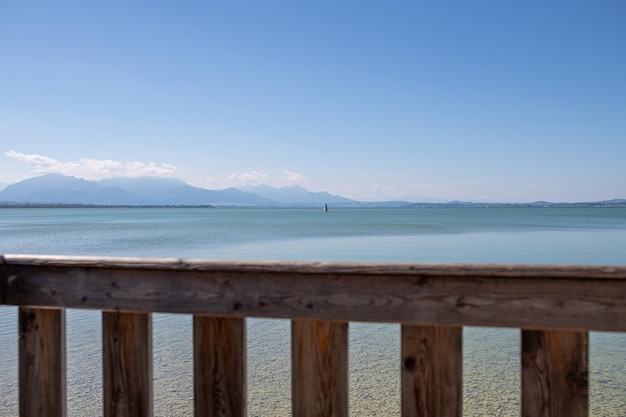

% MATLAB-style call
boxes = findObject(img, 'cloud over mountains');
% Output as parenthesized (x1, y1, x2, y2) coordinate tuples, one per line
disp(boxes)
(5, 151, 306, 192)
(5, 151, 179, 180)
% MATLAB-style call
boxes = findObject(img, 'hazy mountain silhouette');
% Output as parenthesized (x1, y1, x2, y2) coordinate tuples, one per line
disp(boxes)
(93, 177, 267, 206)
(0, 174, 140, 205)
(2, 174, 623, 207)
(0, 174, 340, 206)
(237, 184, 356, 205)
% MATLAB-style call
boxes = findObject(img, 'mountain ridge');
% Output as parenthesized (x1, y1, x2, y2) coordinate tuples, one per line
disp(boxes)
(237, 184, 356, 205)
(0, 174, 354, 207)
(0, 174, 624, 207)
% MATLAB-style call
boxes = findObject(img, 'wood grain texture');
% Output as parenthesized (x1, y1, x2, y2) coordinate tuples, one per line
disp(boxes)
(2, 256, 625, 331)
(103, 312, 153, 417)
(292, 320, 348, 417)
(19, 307, 66, 417)
(194, 315, 246, 417)
(522, 330, 588, 417)
(0, 256, 5, 305)
(401, 325, 462, 417)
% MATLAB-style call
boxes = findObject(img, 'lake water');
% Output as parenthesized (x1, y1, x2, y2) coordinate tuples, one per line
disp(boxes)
(1, 207, 625, 416)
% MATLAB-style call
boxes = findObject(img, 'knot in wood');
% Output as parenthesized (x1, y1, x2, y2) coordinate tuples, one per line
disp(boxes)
(404, 356, 416, 372)
(456, 296, 470, 310)
(19, 310, 38, 334)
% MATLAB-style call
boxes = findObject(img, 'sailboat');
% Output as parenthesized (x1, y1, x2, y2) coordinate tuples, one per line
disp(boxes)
(323, 203, 328, 212)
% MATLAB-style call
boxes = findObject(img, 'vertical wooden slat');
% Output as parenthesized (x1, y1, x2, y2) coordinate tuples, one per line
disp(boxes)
(522, 329, 588, 417)
(19, 307, 66, 417)
(292, 319, 348, 417)
(103, 311, 153, 417)
(401, 325, 462, 417)
(194, 315, 246, 417)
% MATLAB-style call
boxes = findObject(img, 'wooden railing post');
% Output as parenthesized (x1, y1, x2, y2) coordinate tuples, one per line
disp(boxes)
(401, 325, 462, 417)
(19, 307, 67, 417)
(193, 315, 246, 417)
(292, 319, 348, 417)
(103, 311, 153, 417)
(522, 330, 588, 417)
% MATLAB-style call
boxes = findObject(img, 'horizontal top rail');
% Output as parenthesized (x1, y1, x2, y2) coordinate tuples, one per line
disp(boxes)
(2, 254, 626, 332)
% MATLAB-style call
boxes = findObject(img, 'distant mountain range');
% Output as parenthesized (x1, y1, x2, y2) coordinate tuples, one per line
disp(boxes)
(0, 174, 624, 208)
(237, 184, 356, 205)
(0, 174, 360, 207)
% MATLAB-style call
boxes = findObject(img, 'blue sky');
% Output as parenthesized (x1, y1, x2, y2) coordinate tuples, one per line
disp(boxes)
(1, 1, 624, 202)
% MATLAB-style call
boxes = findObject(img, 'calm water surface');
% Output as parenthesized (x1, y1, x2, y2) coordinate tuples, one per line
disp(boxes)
(1, 207, 625, 416)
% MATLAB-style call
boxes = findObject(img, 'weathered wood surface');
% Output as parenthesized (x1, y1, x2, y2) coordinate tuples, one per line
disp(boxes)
(194, 315, 246, 417)
(103, 312, 153, 417)
(401, 325, 462, 417)
(522, 330, 588, 417)
(19, 307, 66, 417)
(292, 319, 348, 417)
(2, 255, 625, 331)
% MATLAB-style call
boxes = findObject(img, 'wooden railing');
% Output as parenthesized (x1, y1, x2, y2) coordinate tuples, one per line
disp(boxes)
(1, 254, 625, 417)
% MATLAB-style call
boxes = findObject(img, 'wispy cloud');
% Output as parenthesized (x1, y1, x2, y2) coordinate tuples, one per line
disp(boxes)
(282, 170, 303, 182)
(203, 169, 305, 189)
(227, 171, 269, 184)
(5, 150, 179, 180)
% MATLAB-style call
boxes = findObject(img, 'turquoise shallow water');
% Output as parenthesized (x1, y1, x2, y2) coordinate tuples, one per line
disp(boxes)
(1, 207, 625, 416)
(2, 207, 625, 262)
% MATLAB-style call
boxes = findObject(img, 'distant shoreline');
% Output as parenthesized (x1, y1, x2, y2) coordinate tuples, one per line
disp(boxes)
(404, 201, 626, 208)
(1, 202, 625, 209)
(0, 203, 215, 209)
